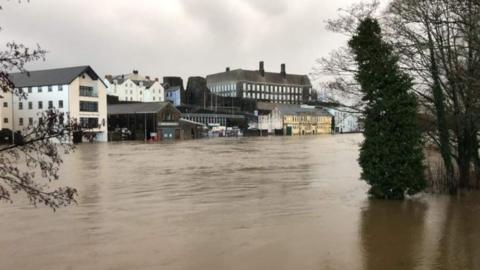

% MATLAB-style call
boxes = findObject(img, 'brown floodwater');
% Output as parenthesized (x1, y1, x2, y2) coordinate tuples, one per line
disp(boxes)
(1, 134, 480, 270)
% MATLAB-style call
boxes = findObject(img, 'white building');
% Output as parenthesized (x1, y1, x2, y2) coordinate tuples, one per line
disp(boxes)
(327, 108, 362, 133)
(3, 66, 108, 142)
(105, 70, 164, 102)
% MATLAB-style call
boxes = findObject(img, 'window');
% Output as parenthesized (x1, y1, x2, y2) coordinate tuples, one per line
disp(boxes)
(28, 87, 32, 93)
(79, 117, 99, 128)
(28, 117, 33, 126)
(48, 86, 52, 92)
(18, 102, 23, 110)
(38, 101, 43, 109)
(48, 101, 53, 109)
(153, 97, 156, 101)
(58, 100, 63, 109)
(3, 118, 8, 123)
(28, 102, 32, 110)
(79, 86, 97, 97)
(3, 102, 7, 108)
(38, 87, 43, 93)
(79, 101, 98, 112)
(58, 85, 63, 91)
(19, 118, 23, 126)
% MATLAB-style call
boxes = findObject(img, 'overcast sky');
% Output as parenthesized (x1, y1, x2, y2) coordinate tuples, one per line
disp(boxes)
(1, 0, 361, 82)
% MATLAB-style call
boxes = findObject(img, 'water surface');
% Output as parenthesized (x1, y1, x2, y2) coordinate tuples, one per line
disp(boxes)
(1, 134, 479, 270)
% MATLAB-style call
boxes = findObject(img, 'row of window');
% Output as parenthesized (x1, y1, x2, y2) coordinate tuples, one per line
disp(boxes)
(80, 101, 98, 112)
(4, 117, 102, 128)
(287, 116, 330, 122)
(16, 85, 64, 94)
(209, 83, 309, 95)
(3, 100, 64, 110)
(244, 92, 301, 102)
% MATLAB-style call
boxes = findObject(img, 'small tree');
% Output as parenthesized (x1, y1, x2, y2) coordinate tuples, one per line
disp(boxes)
(349, 18, 426, 199)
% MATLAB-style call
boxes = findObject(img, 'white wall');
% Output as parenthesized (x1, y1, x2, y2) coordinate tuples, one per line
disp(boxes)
(108, 79, 164, 102)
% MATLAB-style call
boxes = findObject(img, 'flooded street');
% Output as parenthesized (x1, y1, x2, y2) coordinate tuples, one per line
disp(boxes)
(1, 134, 480, 270)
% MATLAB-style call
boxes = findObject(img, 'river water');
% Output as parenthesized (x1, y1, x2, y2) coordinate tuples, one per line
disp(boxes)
(1, 134, 480, 270)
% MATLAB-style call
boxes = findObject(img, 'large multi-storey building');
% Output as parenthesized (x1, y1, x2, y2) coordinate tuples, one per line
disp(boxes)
(105, 70, 164, 102)
(3, 66, 108, 141)
(206, 61, 313, 104)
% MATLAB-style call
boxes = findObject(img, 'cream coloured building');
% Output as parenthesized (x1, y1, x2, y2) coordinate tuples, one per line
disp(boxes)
(3, 66, 108, 142)
(105, 70, 164, 102)
(257, 102, 333, 135)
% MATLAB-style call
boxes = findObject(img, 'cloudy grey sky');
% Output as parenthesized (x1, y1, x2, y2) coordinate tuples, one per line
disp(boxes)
(1, 0, 360, 81)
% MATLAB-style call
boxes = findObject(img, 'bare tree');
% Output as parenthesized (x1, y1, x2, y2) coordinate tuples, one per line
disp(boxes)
(0, 3, 78, 210)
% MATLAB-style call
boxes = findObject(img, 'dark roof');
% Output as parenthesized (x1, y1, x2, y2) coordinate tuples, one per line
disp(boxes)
(257, 102, 332, 117)
(206, 69, 312, 86)
(166, 86, 181, 92)
(108, 102, 172, 115)
(9, 66, 104, 88)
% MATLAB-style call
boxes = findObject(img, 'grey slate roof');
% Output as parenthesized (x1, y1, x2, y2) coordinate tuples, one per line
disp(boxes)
(257, 102, 332, 117)
(9, 66, 103, 88)
(206, 69, 312, 86)
(106, 73, 157, 89)
(108, 102, 171, 115)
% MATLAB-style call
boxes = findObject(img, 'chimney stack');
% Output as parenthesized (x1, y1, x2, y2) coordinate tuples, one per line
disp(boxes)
(155, 77, 159, 82)
(259, 61, 265, 76)
(133, 70, 139, 75)
(226, 67, 230, 72)
(145, 76, 150, 80)
(281, 63, 286, 78)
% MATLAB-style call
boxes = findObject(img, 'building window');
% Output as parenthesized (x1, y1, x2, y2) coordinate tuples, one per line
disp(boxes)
(79, 101, 98, 112)
(3, 102, 7, 108)
(28, 87, 32, 93)
(48, 101, 53, 109)
(18, 102, 23, 110)
(39, 87, 44, 93)
(28, 102, 32, 110)
(80, 86, 97, 97)
(58, 100, 64, 109)
(38, 101, 43, 109)
(19, 118, 23, 126)
(79, 117, 99, 128)
(28, 117, 33, 126)
(58, 85, 63, 91)
(3, 118, 8, 124)
(48, 86, 52, 92)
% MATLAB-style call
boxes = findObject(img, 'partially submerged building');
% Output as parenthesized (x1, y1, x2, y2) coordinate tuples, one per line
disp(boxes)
(5, 65, 108, 142)
(107, 102, 204, 141)
(256, 102, 333, 136)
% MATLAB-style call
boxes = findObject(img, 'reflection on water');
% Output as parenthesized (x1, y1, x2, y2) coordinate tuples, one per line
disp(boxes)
(0, 134, 480, 270)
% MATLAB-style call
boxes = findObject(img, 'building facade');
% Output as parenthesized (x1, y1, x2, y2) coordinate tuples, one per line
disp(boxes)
(105, 70, 164, 102)
(257, 102, 333, 136)
(4, 66, 108, 142)
(165, 86, 182, 106)
(206, 61, 313, 104)
(107, 102, 204, 141)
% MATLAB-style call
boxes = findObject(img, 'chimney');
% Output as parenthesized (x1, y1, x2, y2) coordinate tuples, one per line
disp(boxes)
(133, 70, 139, 75)
(226, 67, 230, 72)
(259, 61, 265, 76)
(145, 76, 150, 80)
(155, 77, 159, 82)
(281, 63, 286, 78)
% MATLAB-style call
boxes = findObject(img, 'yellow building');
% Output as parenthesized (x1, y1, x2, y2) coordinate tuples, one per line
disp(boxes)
(257, 102, 333, 136)
(283, 113, 332, 136)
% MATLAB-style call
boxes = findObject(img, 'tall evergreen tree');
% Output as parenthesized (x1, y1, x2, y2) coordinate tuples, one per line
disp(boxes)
(349, 18, 426, 199)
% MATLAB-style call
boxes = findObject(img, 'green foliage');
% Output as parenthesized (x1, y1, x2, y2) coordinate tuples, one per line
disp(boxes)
(349, 18, 426, 200)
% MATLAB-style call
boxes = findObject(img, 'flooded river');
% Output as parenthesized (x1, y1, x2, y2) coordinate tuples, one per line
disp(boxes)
(1, 134, 480, 270)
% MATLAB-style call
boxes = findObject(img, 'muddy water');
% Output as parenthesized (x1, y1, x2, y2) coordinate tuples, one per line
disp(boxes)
(1, 134, 480, 270)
